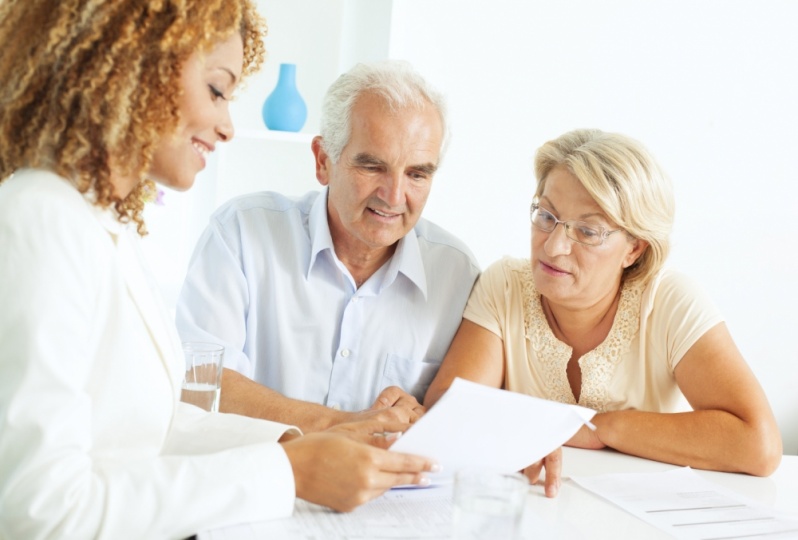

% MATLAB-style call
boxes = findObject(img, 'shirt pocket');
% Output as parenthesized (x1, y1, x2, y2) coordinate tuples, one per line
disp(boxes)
(381, 354, 441, 403)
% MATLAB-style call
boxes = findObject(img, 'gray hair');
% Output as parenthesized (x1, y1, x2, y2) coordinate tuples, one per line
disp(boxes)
(534, 129, 675, 285)
(319, 60, 449, 163)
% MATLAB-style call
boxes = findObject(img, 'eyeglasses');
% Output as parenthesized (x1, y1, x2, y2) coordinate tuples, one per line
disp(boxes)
(530, 203, 623, 246)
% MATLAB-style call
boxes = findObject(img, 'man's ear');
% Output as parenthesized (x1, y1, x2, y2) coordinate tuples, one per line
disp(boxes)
(623, 238, 649, 269)
(312, 136, 330, 186)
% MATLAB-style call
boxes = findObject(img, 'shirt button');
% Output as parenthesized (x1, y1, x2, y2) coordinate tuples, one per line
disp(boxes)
(330, 403, 341, 410)
(340, 348, 350, 358)
(351, 296, 359, 303)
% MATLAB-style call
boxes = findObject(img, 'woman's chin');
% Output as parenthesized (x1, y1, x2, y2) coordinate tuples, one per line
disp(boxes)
(153, 174, 195, 193)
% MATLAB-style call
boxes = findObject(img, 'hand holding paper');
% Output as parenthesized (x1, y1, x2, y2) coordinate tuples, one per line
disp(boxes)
(390, 378, 596, 474)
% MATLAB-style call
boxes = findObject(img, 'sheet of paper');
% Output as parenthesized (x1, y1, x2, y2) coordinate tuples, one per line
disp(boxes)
(572, 467, 798, 540)
(390, 378, 596, 475)
(198, 486, 455, 540)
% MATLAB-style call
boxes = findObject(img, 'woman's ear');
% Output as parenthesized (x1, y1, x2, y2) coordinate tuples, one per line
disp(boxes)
(623, 238, 649, 269)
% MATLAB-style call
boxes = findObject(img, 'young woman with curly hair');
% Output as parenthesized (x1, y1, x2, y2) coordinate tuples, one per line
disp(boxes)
(0, 2, 437, 538)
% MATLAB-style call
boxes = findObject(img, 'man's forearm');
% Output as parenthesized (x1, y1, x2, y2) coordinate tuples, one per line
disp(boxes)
(219, 368, 344, 432)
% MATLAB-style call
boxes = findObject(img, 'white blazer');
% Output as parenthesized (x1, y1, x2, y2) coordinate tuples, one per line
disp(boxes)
(0, 170, 299, 539)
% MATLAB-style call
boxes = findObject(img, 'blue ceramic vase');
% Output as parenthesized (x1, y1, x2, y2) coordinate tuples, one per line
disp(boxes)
(262, 63, 307, 132)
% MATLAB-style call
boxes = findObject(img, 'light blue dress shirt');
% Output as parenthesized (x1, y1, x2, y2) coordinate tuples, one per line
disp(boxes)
(176, 189, 480, 411)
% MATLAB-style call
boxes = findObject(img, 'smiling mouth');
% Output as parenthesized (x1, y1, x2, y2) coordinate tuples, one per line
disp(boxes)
(192, 141, 211, 157)
(370, 208, 399, 218)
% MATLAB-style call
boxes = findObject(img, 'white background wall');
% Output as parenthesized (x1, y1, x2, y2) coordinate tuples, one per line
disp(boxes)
(143, 0, 798, 454)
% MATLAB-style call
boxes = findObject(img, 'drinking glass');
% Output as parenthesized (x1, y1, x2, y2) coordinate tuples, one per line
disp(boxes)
(452, 469, 528, 540)
(180, 342, 224, 412)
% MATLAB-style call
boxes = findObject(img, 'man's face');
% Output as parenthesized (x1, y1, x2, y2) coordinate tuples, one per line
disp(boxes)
(314, 92, 443, 258)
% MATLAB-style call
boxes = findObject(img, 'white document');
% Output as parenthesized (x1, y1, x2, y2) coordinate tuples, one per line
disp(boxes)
(572, 467, 798, 540)
(390, 377, 596, 475)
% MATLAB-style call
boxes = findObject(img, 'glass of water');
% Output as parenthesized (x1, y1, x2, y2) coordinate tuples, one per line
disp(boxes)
(452, 469, 528, 540)
(180, 342, 224, 412)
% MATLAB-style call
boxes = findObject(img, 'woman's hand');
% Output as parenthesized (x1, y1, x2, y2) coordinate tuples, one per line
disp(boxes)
(325, 418, 412, 449)
(521, 447, 562, 498)
(565, 420, 606, 450)
(281, 421, 439, 512)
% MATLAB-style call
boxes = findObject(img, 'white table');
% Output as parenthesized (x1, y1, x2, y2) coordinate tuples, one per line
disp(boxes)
(201, 448, 798, 539)
(523, 447, 798, 539)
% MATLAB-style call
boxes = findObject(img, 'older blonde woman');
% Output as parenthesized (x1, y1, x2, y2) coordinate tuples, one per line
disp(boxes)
(426, 129, 782, 489)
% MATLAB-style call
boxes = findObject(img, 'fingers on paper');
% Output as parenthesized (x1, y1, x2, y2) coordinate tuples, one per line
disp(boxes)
(376, 449, 438, 475)
(345, 451, 435, 500)
(328, 418, 410, 445)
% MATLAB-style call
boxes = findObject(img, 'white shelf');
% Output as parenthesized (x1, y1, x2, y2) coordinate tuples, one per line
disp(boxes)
(235, 128, 316, 143)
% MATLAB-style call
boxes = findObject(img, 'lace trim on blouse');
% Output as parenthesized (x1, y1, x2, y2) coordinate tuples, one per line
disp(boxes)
(509, 259, 644, 412)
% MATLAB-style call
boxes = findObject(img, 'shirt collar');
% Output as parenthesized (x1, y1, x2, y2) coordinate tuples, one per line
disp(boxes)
(382, 228, 427, 299)
(307, 187, 335, 277)
(306, 188, 428, 298)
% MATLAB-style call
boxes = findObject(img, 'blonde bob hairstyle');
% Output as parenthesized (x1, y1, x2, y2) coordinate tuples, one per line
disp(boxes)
(533, 129, 675, 285)
(0, 0, 266, 234)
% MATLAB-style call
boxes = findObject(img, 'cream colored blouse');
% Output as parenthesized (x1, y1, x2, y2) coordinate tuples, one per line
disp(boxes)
(463, 257, 724, 413)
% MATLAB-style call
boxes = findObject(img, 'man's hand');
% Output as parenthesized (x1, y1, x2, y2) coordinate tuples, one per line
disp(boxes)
(370, 386, 426, 415)
(281, 430, 439, 512)
(333, 386, 426, 427)
(521, 447, 562, 498)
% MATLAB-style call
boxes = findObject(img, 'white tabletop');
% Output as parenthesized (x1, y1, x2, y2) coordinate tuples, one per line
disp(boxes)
(522, 447, 798, 539)
(201, 448, 798, 540)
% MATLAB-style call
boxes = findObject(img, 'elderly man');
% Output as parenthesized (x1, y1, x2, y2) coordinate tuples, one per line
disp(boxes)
(176, 60, 479, 432)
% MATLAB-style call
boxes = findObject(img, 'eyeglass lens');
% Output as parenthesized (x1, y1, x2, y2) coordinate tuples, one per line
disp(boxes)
(530, 206, 605, 246)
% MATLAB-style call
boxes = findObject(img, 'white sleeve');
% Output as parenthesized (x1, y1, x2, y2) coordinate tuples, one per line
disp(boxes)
(0, 186, 295, 540)
(164, 402, 302, 455)
(176, 215, 254, 375)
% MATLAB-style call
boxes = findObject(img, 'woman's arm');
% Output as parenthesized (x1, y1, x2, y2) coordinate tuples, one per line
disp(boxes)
(582, 323, 782, 476)
(424, 319, 505, 407)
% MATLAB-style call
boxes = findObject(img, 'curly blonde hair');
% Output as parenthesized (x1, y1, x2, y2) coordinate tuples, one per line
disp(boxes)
(0, 0, 266, 234)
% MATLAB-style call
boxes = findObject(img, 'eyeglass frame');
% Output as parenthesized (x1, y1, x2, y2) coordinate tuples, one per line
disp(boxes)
(529, 202, 624, 247)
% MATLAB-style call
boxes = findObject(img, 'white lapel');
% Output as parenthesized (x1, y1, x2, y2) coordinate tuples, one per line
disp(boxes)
(93, 206, 183, 400)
